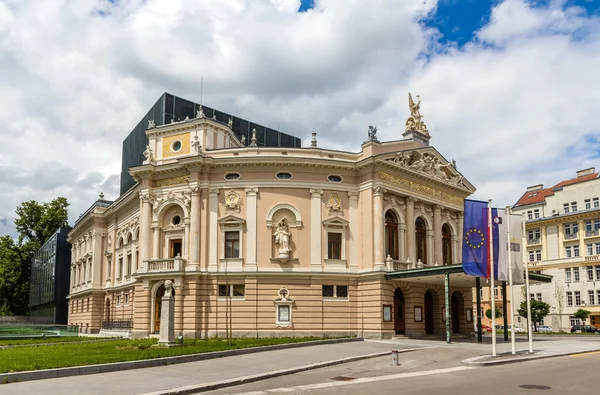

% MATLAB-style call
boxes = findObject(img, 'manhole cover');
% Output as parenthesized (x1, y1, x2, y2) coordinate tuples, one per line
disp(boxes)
(519, 385, 552, 390)
(330, 376, 356, 381)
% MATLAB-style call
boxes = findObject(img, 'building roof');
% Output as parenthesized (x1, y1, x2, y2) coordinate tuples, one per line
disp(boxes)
(514, 172, 599, 208)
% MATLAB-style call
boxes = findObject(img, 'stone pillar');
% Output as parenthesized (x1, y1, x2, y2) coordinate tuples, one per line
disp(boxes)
(426, 229, 434, 265)
(399, 223, 406, 263)
(406, 197, 416, 263)
(152, 227, 160, 259)
(457, 212, 464, 263)
(451, 236, 458, 265)
(158, 295, 175, 345)
(578, 220, 585, 256)
(433, 205, 442, 265)
(140, 192, 153, 262)
(348, 192, 360, 270)
(541, 226, 547, 260)
(245, 188, 259, 272)
(183, 219, 190, 259)
(310, 189, 324, 271)
(208, 189, 219, 272)
(175, 285, 183, 334)
(189, 187, 201, 266)
(373, 187, 386, 270)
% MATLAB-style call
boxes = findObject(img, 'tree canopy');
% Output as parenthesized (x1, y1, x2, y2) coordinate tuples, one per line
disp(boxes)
(518, 300, 551, 332)
(0, 197, 69, 316)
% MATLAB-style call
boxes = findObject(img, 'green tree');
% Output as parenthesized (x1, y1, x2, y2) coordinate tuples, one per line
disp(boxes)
(574, 309, 591, 331)
(0, 197, 69, 316)
(518, 300, 551, 332)
(485, 308, 503, 320)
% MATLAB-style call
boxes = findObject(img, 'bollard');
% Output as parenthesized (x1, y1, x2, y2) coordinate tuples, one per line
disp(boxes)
(391, 350, 399, 366)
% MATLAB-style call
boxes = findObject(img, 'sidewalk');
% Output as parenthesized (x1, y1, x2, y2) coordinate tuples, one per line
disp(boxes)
(0, 340, 414, 395)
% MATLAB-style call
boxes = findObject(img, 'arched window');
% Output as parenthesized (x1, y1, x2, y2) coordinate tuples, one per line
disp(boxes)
(415, 217, 427, 264)
(385, 210, 399, 260)
(442, 224, 453, 265)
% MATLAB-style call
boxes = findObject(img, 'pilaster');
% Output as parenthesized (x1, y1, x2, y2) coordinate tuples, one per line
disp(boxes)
(373, 186, 386, 270)
(310, 189, 324, 271)
(245, 187, 259, 272)
(189, 186, 201, 266)
(348, 192, 359, 270)
(433, 205, 442, 265)
(208, 188, 219, 272)
(406, 197, 416, 263)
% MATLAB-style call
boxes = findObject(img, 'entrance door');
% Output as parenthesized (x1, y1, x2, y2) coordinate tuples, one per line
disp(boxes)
(451, 293, 460, 334)
(154, 284, 165, 333)
(394, 289, 405, 334)
(425, 291, 434, 334)
(170, 239, 182, 258)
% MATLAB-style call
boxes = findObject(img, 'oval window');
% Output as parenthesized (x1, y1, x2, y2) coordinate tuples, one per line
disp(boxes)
(276, 172, 292, 180)
(225, 173, 240, 181)
(328, 175, 343, 183)
(172, 215, 181, 225)
(172, 140, 182, 152)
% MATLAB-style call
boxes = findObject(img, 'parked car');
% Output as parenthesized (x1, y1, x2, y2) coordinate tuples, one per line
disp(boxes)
(509, 325, 526, 332)
(570, 325, 599, 333)
(537, 325, 553, 333)
(476, 324, 492, 332)
(495, 324, 504, 330)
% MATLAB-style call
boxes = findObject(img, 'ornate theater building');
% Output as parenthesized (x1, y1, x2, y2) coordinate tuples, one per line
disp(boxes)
(67, 95, 477, 339)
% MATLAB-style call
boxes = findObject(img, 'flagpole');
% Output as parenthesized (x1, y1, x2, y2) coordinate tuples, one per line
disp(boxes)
(506, 206, 516, 355)
(488, 199, 496, 357)
(521, 212, 534, 353)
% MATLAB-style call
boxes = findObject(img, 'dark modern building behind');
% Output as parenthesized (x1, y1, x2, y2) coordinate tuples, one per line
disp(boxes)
(29, 228, 72, 324)
(120, 92, 303, 195)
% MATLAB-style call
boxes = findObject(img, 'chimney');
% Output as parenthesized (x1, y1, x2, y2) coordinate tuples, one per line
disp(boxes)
(526, 184, 544, 192)
(576, 167, 595, 178)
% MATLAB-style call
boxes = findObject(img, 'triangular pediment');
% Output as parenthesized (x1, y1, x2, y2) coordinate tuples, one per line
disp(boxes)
(218, 214, 245, 225)
(322, 216, 349, 227)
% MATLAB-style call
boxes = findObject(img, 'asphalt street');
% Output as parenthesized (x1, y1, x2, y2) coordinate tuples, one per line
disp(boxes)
(208, 350, 600, 395)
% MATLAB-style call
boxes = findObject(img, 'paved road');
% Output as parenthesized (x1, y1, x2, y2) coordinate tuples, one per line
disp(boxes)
(208, 350, 600, 395)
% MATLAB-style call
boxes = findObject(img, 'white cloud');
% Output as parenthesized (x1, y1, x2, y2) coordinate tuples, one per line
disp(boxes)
(0, 0, 599, 237)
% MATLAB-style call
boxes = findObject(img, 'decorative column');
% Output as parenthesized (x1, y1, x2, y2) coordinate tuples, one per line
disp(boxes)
(310, 189, 324, 272)
(406, 197, 416, 263)
(541, 226, 547, 260)
(245, 188, 259, 272)
(457, 212, 464, 263)
(140, 192, 153, 266)
(208, 189, 219, 272)
(399, 223, 406, 263)
(373, 186, 386, 270)
(152, 227, 160, 259)
(426, 229, 434, 265)
(189, 186, 201, 266)
(433, 205, 442, 265)
(451, 235, 458, 265)
(348, 192, 360, 270)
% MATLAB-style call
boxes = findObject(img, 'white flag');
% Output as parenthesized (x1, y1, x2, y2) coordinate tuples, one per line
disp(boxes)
(496, 209, 525, 284)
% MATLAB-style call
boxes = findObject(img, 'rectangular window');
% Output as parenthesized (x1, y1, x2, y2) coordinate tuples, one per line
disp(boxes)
(588, 244, 594, 256)
(566, 246, 572, 258)
(565, 268, 572, 282)
(277, 305, 290, 323)
(595, 220, 600, 230)
(107, 260, 111, 280)
(218, 284, 228, 297)
(574, 267, 580, 282)
(575, 291, 581, 306)
(589, 290, 595, 306)
(118, 257, 123, 279)
(567, 291, 573, 306)
(571, 202, 577, 212)
(588, 266, 594, 281)
(536, 250, 542, 261)
(529, 293, 535, 300)
(534, 209, 540, 219)
(574, 245, 580, 258)
(327, 232, 342, 259)
(597, 290, 600, 304)
(494, 287, 499, 299)
(586, 221, 593, 232)
(529, 251, 535, 262)
(594, 197, 599, 208)
(536, 293, 542, 302)
(585, 199, 591, 210)
(573, 223, 579, 233)
(233, 284, 245, 297)
(224, 231, 240, 258)
(570, 316, 579, 327)
(125, 294, 130, 305)
(527, 210, 532, 220)
(597, 265, 600, 280)
(564, 203, 570, 214)
(596, 244, 600, 255)
(322, 285, 348, 299)
(218, 284, 245, 298)
(322, 285, 334, 297)
(126, 254, 132, 276)
(479, 288, 483, 299)
(565, 224, 571, 234)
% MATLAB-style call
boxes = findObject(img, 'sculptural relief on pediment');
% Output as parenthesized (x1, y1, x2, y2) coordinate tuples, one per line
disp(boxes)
(388, 150, 466, 188)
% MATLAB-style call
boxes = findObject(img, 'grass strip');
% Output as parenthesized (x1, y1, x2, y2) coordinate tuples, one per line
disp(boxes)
(0, 337, 110, 347)
(0, 336, 326, 373)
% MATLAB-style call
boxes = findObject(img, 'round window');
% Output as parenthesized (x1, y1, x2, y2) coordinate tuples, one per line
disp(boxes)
(172, 215, 181, 225)
(172, 140, 182, 152)
(225, 173, 241, 180)
(276, 172, 293, 180)
(328, 175, 343, 183)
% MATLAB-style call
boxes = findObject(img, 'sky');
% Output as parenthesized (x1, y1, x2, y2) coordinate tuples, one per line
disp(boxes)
(1, 0, 600, 236)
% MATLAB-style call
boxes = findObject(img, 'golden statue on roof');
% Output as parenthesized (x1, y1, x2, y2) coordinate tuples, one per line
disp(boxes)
(405, 93, 429, 137)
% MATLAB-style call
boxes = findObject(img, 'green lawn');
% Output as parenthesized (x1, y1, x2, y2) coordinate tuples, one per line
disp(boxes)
(0, 336, 110, 347)
(0, 337, 326, 373)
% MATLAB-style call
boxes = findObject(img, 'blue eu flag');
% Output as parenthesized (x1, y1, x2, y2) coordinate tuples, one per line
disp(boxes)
(462, 199, 490, 278)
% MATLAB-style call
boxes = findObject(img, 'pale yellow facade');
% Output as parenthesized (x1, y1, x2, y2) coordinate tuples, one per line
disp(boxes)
(68, 105, 476, 339)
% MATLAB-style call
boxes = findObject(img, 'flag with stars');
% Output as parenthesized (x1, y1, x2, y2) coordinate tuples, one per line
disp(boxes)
(462, 199, 490, 277)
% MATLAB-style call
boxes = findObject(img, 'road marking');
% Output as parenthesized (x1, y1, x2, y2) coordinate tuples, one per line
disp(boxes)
(572, 351, 600, 358)
(224, 366, 474, 395)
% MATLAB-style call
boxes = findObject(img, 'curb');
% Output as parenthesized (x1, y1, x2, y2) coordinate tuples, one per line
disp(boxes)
(0, 337, 363, 384)
(136, 348, 423, 395)
(462, 348, 600, 367)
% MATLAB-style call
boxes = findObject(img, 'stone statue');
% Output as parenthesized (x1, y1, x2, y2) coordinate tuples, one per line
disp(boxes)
(241, 135, 246, 145)
(250, 128, 258, 146)
(192, 135, 202, 154)
(164, 280, 174, 297)
(143, 145, 154, 163)
(228, 118, 233, 128)
(405, 93, 430, 136)
(368, 125, 378, 139)
(148, 119, 156, 129)
(273, 218, 292, 259)
(196, 105, 205, 119)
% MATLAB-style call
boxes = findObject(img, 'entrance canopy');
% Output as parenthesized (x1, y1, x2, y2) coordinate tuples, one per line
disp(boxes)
(385, 264, 552, 286)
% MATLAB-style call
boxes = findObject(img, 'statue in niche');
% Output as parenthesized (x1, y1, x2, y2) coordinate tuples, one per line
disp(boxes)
(273, 218, 292, 259)
(143, 145, 155, 163)
(164, 279, 174, 297)
(192, 135, 202, 154)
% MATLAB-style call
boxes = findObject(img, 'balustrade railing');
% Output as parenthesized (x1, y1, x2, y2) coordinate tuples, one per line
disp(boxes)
(145, 257, 186, 273)
(527, 238, 541, 245)
(102, 320, 133, 330)
(586, 229, 599, 237)
(565, 233, 579, 240)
